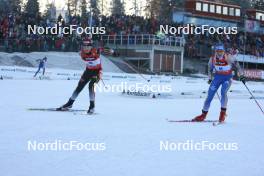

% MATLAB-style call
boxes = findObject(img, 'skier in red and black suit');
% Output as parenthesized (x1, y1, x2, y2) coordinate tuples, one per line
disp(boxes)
(57, 39, 102, 114)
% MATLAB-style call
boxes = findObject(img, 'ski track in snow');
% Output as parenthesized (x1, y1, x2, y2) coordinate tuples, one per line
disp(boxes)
(0, 65, 264, 176)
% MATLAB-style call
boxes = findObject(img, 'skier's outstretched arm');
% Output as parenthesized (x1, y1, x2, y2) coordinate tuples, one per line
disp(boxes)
(228, 55, 246, 83)
(231, 56, 243, 76)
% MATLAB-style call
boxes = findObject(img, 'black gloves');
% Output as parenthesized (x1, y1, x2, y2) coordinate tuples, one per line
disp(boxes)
(240, 75, 246, 84)
(208, 79, 212, 84)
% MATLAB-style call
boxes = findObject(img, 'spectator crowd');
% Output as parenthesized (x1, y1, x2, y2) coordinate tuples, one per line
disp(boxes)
(0, 12, 264, 58)
(185, 31, 264, 58)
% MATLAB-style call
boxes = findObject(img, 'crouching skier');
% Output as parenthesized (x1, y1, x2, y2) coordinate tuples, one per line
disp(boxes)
(57, 39, 102, 114)
(192, 44, 246, 123)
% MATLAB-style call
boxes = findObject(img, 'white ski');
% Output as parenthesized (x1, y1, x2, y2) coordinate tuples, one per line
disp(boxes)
(73, 112, 99, 116)
(212, 122, 225, 126)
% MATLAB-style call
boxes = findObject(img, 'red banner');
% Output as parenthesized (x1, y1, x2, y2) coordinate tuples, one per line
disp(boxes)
(244, 69, 263, 79)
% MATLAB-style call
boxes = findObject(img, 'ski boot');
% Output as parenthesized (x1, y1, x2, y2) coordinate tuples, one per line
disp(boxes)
(192, 110, 208, 122)
(218, 108, 227, 123)
(87, 101, 95, 114)
(57, 98, 75, 111)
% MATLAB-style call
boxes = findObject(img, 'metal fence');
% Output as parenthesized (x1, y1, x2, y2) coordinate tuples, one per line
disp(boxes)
(101, 34, 185, 47)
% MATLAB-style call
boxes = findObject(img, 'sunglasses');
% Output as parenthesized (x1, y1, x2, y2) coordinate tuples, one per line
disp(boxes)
(83, 46, 92, 50)
(216, 50, 224, 53)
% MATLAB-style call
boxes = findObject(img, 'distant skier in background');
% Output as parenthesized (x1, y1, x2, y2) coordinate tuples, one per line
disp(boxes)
(57, 39, 102, 114)
(192, 44, 246, 123)
(34, 56, 47, 77)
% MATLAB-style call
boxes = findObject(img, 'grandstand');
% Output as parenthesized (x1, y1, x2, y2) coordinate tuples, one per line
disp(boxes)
(171, 0, 264, 78)
(101, 34, 185, 74)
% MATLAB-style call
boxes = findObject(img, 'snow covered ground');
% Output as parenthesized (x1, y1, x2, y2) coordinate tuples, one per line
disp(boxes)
(1, 65, 264, 176)
(0, 52, 123, 73)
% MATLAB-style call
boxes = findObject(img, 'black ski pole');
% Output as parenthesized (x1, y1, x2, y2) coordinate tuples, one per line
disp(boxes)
(101, 79, 108, 89)
(121, 61, 150, 82)
(243, 82, 264, 115)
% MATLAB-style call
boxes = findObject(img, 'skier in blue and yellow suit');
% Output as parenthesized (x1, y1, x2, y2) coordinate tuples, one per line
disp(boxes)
(193, 44, 246, 123)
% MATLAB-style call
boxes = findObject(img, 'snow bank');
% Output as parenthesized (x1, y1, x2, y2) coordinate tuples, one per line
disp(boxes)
(0, 52, 123, 73)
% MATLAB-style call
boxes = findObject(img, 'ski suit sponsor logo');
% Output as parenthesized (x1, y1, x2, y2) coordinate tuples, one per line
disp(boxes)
(212, 54, 232, 75)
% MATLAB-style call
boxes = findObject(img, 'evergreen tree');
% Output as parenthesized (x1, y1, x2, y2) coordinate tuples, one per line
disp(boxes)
(43, 3, 56, 21)
(160, 0, 177, 22)
(145, 0, 159, 18)
(253, 0, 264, 10)
(0, 0, 22, 14)
(111, 0, 125, 15)
(24, 0, 40, 18)
(10, 0, 22, 13)
(90, 0, 100, 17)
(0, 0, 8, 14)
(68, 0, 79, 16)
(146, 0, 178, 21)
(221, 0, 251, 9)
(81, 0, 88, 26)
(57, 14, 63, 23)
